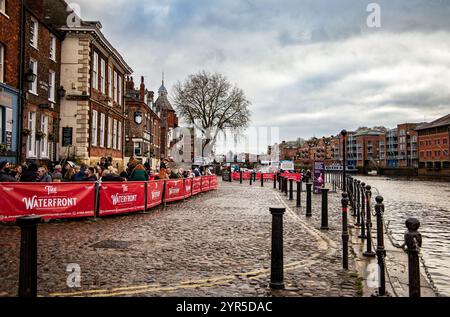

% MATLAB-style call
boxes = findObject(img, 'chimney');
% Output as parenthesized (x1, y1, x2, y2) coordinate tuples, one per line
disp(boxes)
(140, 76, 145, 101)
(148, 91, 155, 102)
(125, 76, 134, 91)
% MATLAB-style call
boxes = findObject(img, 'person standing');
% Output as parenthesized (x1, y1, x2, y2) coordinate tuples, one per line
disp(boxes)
(20, 162, 39, 182)
(129, 164, 149, 182)
(0, 161, 16, 182)
(37, 167, 52, 182)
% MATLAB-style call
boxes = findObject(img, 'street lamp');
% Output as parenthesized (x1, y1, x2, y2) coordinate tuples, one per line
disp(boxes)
(341, 130, 348, 192)
(25, 68, 37, 83)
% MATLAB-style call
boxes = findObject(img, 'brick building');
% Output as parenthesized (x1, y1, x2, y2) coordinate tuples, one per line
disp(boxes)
(0, 0, 21, 164)
(58, 18, 133, 169)
(20, 0, 66, 165)
(124, 76, 161, 168)
(416, 114, 450, 175)
(354, 129, 384, 169)
(155, 78, 178, 160)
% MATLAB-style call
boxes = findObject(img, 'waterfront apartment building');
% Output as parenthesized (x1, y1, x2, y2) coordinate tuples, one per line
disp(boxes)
(416, 114, 450, 177)
(58, 19, 133, 169)
(0, 0, 21, 164)
(124, 76, 161, 168)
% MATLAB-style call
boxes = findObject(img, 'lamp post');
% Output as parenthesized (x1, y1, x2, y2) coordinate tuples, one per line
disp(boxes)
(341, 130, 348, 193)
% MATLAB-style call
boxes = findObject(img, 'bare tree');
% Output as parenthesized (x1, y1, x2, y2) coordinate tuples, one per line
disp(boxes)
(173, 71, 251, 156)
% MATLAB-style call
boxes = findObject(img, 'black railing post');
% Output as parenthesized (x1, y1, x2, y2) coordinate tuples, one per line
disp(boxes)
(356, 180, 361, 226)
(250, 172, 253, 186)
(359, 182, 367, 239)
(321, 188, 329, 230)
(341, 193, 349, 270)
(240, 170, 243, 184)
(274, 174, 277, 189)
(363, 185, 376, 257)
(375, 196, 387, 296)
(306, 183, 312, 217)
(270, 207, 286, 290)
(289, 179, 293, 201)
(405, 218, 422, 298)
(296, 181, 301, 208)
(261, 173, 264, 187)
(17, 216, 41, 297)
(284, 177, 288, 196)
(341, 130, 347, 193)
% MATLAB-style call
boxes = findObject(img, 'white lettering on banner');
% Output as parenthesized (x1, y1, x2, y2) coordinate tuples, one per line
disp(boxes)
(151, 191, 161, 200)
(22, 196, 78, 210)
(111, 193, 138, 205)
(45, 186, 58, 195)
(185, 186, 191, 192)
(169, 188, 180, 195)
(122, 185, 128, 193)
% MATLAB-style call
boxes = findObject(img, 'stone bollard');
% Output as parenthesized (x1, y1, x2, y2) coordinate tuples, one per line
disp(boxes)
(321, 188, 330, 230)
(306, 183, 312, 217)
(405, 218, 422, 297)
(296, 181, 302, 208)
(341, 193, 349, 270)
(359, 182, 367, 240)
(363, 185, 376, 257)
(375, 196, 387, 296)
(289, 179, 293, 201)
(270, 207, 286, 290)
(17, 215, 41, 297)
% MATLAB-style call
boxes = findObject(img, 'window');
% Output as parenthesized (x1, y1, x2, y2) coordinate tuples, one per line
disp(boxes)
(92, 110, 98, 146)
(118, 121, 122, 151)
(49, 34, 56, 61)
(118, 75, 122, 105)
(108, 66, 112, 98)
(27, 112, 36, 158)
(0, 43, 4, 83)
(444, 139, 448, 145)
(30, 17, 38, 49)
(29, 59, 38, 94)
(107, 116, 112, 148)
(99, 113, 105, 147)
(48, 71, 55, 102)
(113, 71, 118, 103)
(134, 142, 142, 156)
(92, 52, 98, 90)
(100, 58, 105, 94)
(40, 115, 48, 158)
(0, 0, 5, 14)
(112, 119, 117, 149)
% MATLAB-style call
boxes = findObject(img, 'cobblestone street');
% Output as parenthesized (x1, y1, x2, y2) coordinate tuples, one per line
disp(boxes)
(0, 180, 361, 297)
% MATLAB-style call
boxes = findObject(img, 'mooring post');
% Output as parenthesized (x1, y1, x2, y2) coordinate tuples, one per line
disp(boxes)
(270, 207, 286, 290)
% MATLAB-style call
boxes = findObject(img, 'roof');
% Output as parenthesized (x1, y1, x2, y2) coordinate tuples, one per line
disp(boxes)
(415, 114, 450, 131)
(155, 94, 174, 112)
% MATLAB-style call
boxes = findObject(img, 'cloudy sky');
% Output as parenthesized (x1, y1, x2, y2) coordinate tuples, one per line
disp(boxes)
(73, 0, 450, 153)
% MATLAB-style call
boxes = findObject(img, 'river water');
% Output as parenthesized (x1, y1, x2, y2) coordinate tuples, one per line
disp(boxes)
(356, 176, 450, 297)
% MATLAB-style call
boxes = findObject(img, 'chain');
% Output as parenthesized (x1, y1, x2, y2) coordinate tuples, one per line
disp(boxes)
(383, 220, 406, 250)
(380, 250, 400, 297)
(417, 245, 442, 297)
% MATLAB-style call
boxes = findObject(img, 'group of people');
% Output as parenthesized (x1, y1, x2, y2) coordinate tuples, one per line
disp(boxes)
(0, 157, 215, 183)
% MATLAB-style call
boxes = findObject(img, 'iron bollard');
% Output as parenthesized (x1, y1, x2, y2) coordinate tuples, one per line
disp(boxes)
(289, 179, 293, 201)
(240, 171, 243, 184)
(306, 183, 312, 217)
(404, 218, 422, 297)
(270, 207, 286, 290)
(296, 181, 302, 208)
(274, 174, 277, 189)
(261, 174, 264, 187)
(359, 182, 367, 239)
(278, 175, 282, 192)
(351, 178, 357, 217)
(17, 215, 41, 297)
(375, 196, 387, 296)
(341, 193, 349, 270)
(363, 185, 376, 257)
(284, 177, 288, 196)
(321, 188, 330, 230)
(250, 173, 253, 186)
(355, 180, 361, 227)
(254, 172, 257, 183)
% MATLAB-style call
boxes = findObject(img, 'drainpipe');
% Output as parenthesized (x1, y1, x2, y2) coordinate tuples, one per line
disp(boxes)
(17, 0, 26, 164)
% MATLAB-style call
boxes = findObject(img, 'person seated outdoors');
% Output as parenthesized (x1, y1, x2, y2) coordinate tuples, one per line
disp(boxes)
(129, 164, 149, 182)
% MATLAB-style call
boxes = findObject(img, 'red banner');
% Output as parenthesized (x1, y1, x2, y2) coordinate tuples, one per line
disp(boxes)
(201, 176, 211, 192)
(164, 179, 185, 203)
(209, 175, 219, 190)
(184, 178, 192, 199)
(281, 173, 302, 182)
(0, 182, 96, 222)
(99, 182, 145, 216)
(147, 180, 164, 209)
(192, 177, 202, 195)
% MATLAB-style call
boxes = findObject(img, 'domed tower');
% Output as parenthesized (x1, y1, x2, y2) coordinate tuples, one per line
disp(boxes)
(155, 73, 178, 160)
